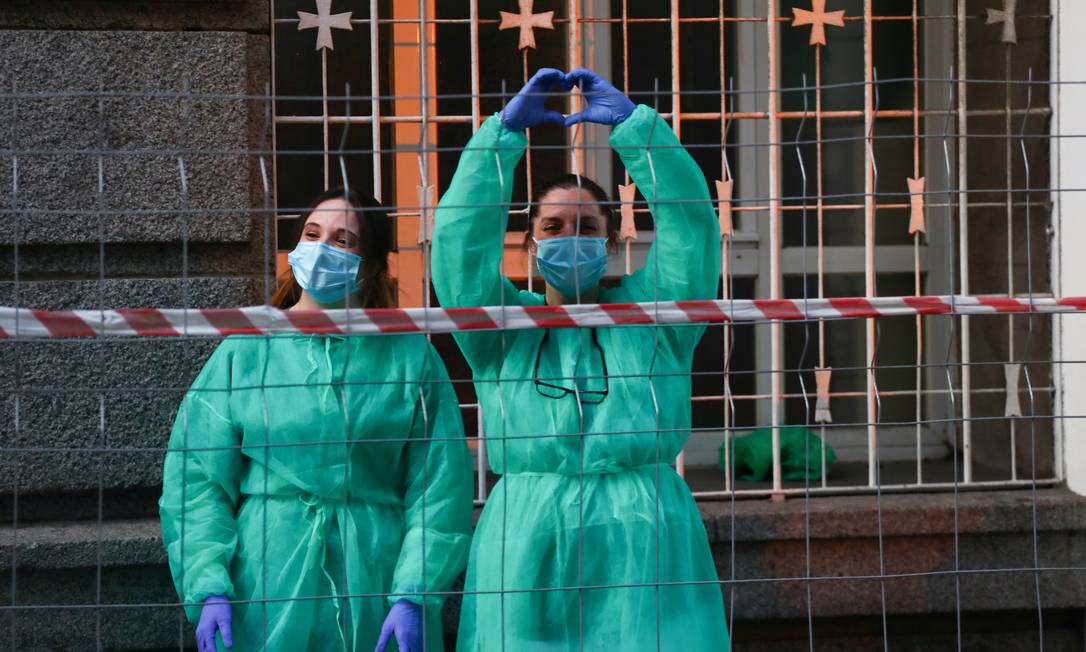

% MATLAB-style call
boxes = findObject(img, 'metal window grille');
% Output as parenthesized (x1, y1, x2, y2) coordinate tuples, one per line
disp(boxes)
(271, 0, 1057, 500)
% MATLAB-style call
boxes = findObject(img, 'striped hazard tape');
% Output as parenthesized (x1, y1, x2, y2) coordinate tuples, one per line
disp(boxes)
(1, 295, 1084, 339)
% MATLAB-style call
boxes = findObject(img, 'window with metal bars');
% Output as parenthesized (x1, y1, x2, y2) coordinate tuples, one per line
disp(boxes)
(271, 0, 1056, 495)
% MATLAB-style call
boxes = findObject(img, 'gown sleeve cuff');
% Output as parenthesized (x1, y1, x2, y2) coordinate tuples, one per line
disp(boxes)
(387, 583, 442, 608)
(475, 113, 529, 151)
(183, 581, 235, 624)
(609, 104, 659, 149)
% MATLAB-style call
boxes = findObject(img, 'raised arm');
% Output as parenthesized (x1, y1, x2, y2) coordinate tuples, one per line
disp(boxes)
(159, 340, 243, 624)
(430, 116, 527, 373)
(432, 68, 568, 371)
(612, 105, 720, 302)
(430, 114, 526, 312)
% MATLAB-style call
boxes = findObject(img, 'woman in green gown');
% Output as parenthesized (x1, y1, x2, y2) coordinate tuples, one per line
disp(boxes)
(432, 68, 730, 650)
(160, 188, 473, 652)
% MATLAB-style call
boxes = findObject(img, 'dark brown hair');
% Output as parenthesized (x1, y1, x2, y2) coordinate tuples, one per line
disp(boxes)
(525, 174, 619, 249)
(271, 187, 395, 309)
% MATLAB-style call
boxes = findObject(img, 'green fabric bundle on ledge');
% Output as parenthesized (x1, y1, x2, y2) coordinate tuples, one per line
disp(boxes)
(720, 426, 837, 482)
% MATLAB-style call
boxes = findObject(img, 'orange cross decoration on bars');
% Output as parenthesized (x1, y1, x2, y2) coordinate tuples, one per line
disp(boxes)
(907, 177, 927, 235)
(618, 183, 638, 242)
(792, 0, 846, 47)
(499, 0, 555, 50)
(297, 0, 352, 51)
(715, 179, 734, 237)
(814, 367, 833, 424)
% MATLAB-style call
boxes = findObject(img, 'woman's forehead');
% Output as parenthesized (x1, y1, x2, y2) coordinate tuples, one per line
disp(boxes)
(539, 185, 599, 204)
(536, 187, 605, 217)
(308, 198, 359, 230)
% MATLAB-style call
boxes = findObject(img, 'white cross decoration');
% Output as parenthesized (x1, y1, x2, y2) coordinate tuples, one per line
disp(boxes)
(1004, 362, 1023, 417)
(298, 0, 353, 51)
(416, 184, 435, 245)
(986, 0, 1018, 45)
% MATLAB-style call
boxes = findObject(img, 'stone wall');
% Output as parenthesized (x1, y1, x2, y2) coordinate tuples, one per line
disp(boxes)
(0, 2, 270, 649)
(0, 6, 270, 496)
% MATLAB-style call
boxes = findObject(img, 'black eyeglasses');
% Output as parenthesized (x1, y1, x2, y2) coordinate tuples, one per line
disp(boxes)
(532, 329, 609, 404)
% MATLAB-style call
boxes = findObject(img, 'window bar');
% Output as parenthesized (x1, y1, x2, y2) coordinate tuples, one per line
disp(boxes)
(419, 0, 431, 308)
(719, 1, 732, 493)
(1004, 34, 1018, 482)
(271, 104, 1049, 125)
(671, 0, 685, 479)
(371, 0, 383, 202)
(523, 49, 533, 205)
(272, 16, 489, 25)
(271, 0, 281, 248)
(322, 43, 330, 189)
(671, 0, 681, 140)
(477, 404, 488, 502)
(689, 384, 1055, 403)
(912, 0, 924, 485)
(722, 245, 733, 491)
(767, 0, 785, 499)
(622, 0, 633, 278)
(957, 0, 974, 484)
(469, 3, 481, 130)
(864, 0, 878, 488)
(568, 0, 585, 177)
(815, 20, 829, 489)
(691, 476, 1060, 500)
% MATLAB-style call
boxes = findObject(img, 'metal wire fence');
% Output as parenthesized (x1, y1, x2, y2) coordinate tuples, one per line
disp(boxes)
(2, 0, 1085, 650)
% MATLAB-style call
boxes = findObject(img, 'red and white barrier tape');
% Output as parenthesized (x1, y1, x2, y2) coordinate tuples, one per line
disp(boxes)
(1, 295, 1084, 339)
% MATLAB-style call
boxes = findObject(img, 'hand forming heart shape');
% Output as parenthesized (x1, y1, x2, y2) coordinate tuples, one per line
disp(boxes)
(500, 67, 637, 132)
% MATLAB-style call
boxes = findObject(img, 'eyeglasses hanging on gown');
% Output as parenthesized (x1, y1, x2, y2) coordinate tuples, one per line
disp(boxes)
(532, 329, 609, 404)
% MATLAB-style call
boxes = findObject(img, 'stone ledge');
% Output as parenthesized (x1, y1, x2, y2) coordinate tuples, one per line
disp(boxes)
(707, 489, 1086, 620)
(702, 488, 1086, 541)
(0, 1, 269, 33)
(0, 518, 164, 570)
(0, 276, 263, 309)
(731, 610, 1085, 652)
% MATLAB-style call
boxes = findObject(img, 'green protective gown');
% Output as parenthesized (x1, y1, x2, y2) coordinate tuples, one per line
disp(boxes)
(432, 105, 730, 651)
(159, 334, 473, 652)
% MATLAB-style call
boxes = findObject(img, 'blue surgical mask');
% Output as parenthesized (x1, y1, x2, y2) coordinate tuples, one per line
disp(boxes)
(287, 241, 363, 305)
(533, 236, 609, 299)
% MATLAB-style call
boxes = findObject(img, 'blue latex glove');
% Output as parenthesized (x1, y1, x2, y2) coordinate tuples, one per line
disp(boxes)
(374, 600, 423, 652)
(196, 595, 233, 652)
(500, 68, 570, 132)
(564, 68, 636, 127)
